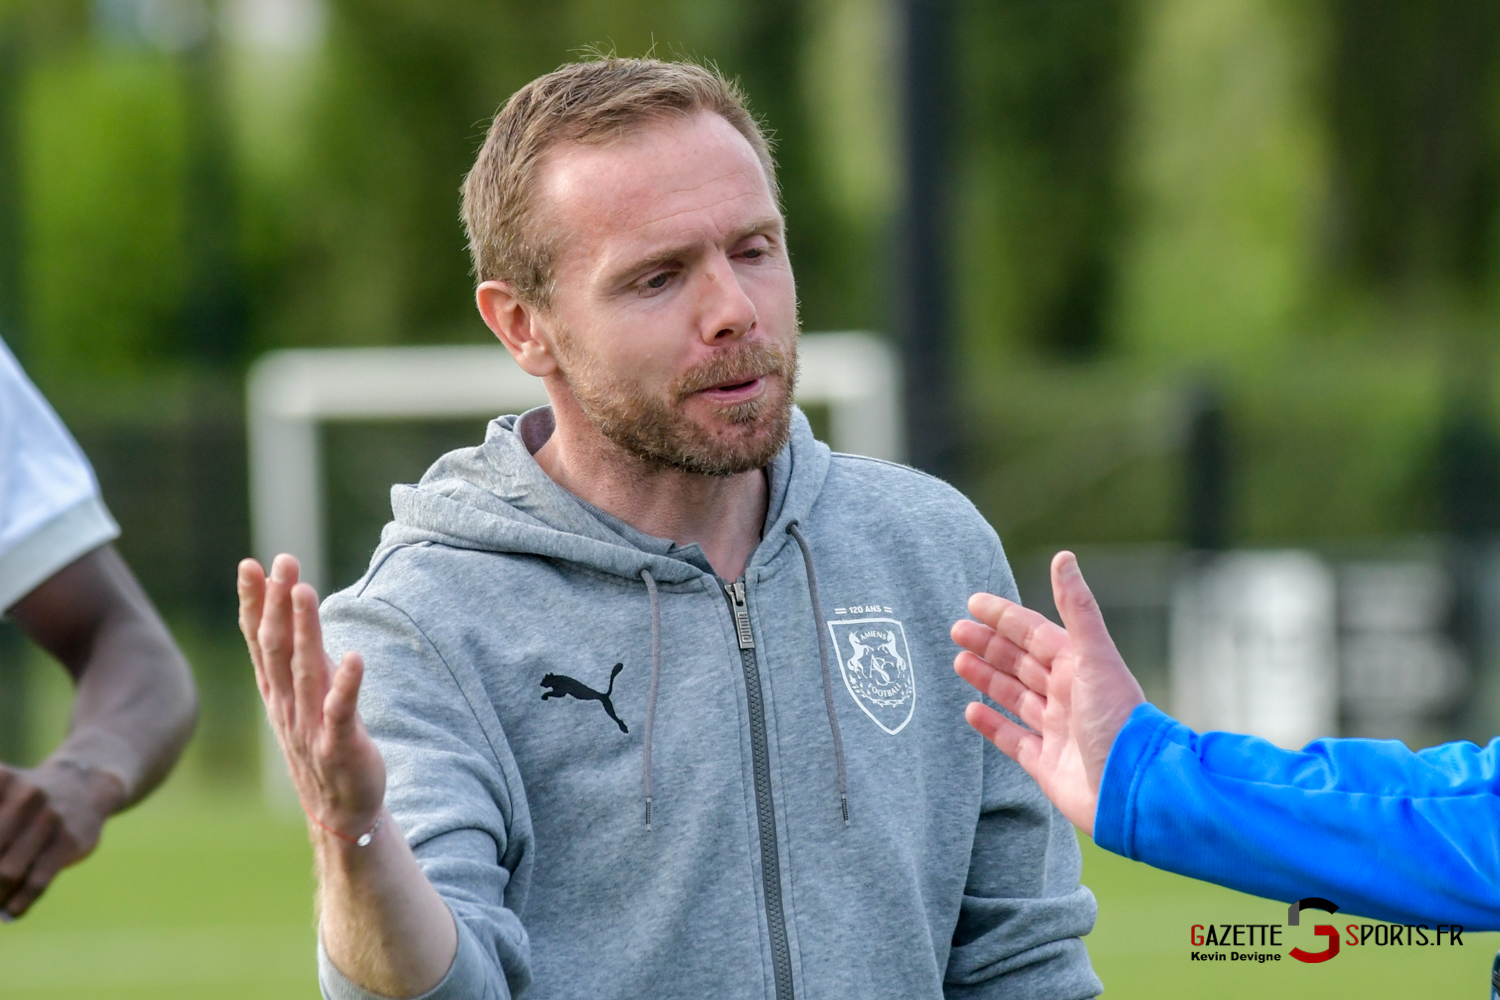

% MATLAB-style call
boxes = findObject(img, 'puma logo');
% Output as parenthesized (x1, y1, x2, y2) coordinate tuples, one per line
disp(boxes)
(540, 662, 628, 733)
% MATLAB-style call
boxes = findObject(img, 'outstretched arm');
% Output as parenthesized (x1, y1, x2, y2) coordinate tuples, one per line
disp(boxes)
(949, 550, 1144, 835)
(1, 543, 197, 920)
(239, 554, 456, 998)
(952, 551, 1500, 928)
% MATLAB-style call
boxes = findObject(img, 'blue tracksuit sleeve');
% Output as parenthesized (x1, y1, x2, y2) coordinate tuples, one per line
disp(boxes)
(1093, 703, 1500, 929)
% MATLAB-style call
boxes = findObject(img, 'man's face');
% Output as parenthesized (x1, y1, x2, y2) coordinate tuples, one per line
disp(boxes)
(533, 111, 798, 476)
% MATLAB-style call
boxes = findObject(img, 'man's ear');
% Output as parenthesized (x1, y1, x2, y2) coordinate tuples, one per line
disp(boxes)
(476, 280, 559, 377)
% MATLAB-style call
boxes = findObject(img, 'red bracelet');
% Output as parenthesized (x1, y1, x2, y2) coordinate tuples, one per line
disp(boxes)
(308, 810, 385, 847)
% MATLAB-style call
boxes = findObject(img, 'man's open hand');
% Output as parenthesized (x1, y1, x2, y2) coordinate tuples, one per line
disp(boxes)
(0, 760, 122, 920)
(238, 555, 385, 843)
(238, 556, 457, 998)
(950, 551, 1145, 835)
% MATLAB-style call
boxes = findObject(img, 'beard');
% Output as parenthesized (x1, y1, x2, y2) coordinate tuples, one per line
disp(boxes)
(552, 332, 798, 477)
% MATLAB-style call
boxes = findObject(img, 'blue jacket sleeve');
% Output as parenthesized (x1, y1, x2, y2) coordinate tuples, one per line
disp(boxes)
(1093, 703, 1500, 929)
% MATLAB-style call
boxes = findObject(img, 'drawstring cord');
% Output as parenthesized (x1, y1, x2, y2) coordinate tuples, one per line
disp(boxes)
(787, 521, 850, 825)
(639, 525, 850, 830)
(641, 569, 662, 831)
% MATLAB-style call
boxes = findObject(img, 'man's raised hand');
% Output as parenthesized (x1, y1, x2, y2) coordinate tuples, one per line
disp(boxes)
(950, 551, 1145, 835)
(238, 556, 456, 997)
(238, 555, 386, 844)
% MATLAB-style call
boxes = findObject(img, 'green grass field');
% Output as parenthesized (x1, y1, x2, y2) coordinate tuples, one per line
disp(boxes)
(0, 779, 1492, 999)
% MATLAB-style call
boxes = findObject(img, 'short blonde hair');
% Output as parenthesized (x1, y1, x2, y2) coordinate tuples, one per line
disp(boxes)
(461, 57, 777, 308)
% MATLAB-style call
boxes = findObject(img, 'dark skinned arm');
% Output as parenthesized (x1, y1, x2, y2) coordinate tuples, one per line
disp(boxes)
(0, 543, 197, 919)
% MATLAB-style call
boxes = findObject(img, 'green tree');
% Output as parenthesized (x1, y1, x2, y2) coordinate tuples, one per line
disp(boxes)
(954, 0, 1135, 369)
(1326, 0, 1500, 304)
(250, 0, 885, 354)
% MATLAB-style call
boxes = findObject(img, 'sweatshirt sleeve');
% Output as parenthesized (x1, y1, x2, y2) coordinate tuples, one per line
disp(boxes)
(943, 546, 1103, 1000)
(316, 592, 533, 1000)
(0, 336, 120, 611)
(1094, 702, 1500, 929)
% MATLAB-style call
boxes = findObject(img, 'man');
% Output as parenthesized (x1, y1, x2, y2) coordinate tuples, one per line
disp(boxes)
(0, 337, 197, 921)
(953, 550, 1500, 929)
(238, 58, 1101, 1000)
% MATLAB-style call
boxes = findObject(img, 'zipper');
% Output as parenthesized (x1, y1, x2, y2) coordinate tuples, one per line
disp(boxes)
(728, 580, 757, 650)
(725, 579, 794, 1000)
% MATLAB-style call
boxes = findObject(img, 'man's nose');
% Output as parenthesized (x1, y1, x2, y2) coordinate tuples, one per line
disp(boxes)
(698, 254, 757, 344)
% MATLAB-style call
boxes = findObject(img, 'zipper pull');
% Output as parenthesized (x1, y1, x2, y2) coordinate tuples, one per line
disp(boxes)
(725, 580, 755, 649)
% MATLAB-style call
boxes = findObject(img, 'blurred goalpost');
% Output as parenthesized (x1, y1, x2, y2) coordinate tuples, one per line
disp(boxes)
(246, 331, 903, 801)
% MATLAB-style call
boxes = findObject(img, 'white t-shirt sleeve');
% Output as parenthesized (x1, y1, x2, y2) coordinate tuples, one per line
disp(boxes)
(0, 338, 120, 612)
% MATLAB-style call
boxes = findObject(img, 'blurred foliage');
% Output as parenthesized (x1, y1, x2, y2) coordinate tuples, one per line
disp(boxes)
(4, 0, 1500, 603)
(26, 48, 188, 381)
(228, 0, 892, 353)
(1327, 0, 1500, 300)
(954, 0, 1134, 365)
(965, 341, 1451, 553)
(1112, 0, 1327, 360)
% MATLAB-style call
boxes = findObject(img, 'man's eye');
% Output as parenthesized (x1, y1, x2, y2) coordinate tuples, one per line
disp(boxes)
(742, 247, 764, 259)
(645, 272, 671, 289)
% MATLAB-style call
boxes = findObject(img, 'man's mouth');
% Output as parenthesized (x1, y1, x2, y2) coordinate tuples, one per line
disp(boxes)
(673, 341, 794, 406)
(696, 374, 768, 401)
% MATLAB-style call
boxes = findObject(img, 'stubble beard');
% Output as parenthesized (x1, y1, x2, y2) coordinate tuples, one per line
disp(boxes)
(552, 331, 799, 477)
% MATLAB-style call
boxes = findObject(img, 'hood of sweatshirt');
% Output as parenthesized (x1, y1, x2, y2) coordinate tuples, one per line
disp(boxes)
(373, 405, 831, 589)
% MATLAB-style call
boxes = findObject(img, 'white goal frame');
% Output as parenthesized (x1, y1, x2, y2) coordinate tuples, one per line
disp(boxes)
(247, 332, 904, 595)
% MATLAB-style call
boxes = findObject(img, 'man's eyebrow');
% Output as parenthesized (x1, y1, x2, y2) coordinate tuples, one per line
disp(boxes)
(608, 216, 784, 286)
(725, 216, 784, 246)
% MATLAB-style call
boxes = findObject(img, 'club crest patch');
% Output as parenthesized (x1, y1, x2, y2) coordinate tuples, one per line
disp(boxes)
(826, 617, 916, 735)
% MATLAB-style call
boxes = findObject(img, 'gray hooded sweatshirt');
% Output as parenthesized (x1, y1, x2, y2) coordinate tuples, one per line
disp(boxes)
(317, 407, 1101, 1000)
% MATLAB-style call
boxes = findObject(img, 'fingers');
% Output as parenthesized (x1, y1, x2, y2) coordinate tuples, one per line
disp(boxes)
(951, 619, 1054, 691)
(1, 834, 69, 919)
(0, 807, 57, 915)
(238, 559, 269, 698)
(290, 582, 330, 731)
(1050, 551, 1119, 663)
(966, 592, 1070, 667)
(324, 651, 365, 742)
(312, 652, 386, 839)
(257, 555, 301, 720)
(950, 618, 1008, 662)
(964, 702, 1041, 772)
(954, 651, 1045, 731)
(0, 773, 43, 859)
